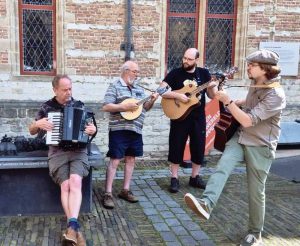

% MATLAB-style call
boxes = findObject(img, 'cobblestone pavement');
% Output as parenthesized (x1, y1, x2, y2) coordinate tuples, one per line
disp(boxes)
(0, 160, 300, 246)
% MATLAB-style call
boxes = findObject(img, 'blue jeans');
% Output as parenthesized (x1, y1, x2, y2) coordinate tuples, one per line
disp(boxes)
(202, 133, 275, 234)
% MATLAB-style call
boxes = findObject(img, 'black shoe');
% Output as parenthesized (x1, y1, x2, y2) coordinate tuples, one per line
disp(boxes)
(189, 175, 206, 189)
(169, 177, 179, 193)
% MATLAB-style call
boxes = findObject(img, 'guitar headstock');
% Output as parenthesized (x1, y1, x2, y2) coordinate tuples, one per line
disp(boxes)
(211, 66, 238, 90)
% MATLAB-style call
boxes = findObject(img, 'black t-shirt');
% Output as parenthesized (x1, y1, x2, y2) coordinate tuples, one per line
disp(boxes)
(163, 67, 211, 119)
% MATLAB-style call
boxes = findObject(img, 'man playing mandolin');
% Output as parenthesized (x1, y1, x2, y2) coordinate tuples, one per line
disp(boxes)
(160, 48, 218, 193)
(184, 49, 286, 246)
(102, 60, 159, 209)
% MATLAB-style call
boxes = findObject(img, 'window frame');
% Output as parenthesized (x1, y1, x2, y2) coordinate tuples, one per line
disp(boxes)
(203, 0, 238, 72)
(165, 0, 238, 74)
(165, 0, 200, 74)
(18, 0, 57, 76)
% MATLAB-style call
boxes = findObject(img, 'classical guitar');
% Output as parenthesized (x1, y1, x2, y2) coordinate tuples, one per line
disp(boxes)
(120, 86, 167, 120)
(213, 67, 239, 152)
(161, 80, 212, 121)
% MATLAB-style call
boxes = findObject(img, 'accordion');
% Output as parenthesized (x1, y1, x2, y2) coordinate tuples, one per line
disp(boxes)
(46, 106, 97, 148)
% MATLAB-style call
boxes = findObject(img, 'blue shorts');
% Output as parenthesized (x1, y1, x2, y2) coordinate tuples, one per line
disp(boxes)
(107, 130, 143, 159)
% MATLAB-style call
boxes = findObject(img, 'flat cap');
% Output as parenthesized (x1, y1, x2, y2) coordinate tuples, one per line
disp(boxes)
(246, 49, 279, 65)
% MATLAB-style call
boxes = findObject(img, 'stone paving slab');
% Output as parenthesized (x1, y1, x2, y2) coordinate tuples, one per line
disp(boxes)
(0, 163, 300, 246)
(155, 175, 300, 246)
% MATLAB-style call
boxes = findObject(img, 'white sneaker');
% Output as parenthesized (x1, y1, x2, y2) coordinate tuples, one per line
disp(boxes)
(184, 193, 210, 220)
(239, 233, 263, 246)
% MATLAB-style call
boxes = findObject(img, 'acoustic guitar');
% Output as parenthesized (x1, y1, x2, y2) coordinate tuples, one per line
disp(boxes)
(161, 80, 212, 121)
(213, 67, 239, 152)
(214, 110, 240, 152)
(120, 86, 167, 120)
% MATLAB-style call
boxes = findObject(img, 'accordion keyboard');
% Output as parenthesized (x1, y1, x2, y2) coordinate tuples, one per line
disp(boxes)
(46, 112, 62, 145)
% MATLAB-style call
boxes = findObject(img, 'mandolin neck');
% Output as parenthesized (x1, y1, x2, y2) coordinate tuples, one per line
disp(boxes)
(137, 95, 151, 106)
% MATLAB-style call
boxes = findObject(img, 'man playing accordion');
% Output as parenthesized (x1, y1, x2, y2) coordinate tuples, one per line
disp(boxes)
(29, 74, 97, 246)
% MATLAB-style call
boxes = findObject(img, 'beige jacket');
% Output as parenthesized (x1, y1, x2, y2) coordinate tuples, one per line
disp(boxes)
(238, 77, 286, 151)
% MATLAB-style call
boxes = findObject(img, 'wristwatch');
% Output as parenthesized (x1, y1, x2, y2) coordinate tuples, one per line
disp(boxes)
(225, 100, 233, 107)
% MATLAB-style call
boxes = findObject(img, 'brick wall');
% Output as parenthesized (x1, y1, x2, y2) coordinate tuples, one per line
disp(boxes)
(65, 1, 161, 78)
(247, 0, 300, 106)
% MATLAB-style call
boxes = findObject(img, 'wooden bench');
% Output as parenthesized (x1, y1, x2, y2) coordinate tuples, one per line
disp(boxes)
(0, 144, 104, 216)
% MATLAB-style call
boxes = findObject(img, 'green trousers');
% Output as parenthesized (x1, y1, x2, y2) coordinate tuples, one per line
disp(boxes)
(202, 133, 275, 234)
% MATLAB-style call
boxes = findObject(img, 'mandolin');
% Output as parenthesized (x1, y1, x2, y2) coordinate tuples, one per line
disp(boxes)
(120, 86, 167, 120)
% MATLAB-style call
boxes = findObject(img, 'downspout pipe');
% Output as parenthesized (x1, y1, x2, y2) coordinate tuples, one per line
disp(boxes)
(125, 0, 133, 61)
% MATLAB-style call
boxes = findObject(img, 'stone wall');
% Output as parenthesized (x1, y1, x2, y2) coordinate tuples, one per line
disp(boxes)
(0, 100, 170, 159)
(1, 100, 298, 159)
(0, 0, 299, 159)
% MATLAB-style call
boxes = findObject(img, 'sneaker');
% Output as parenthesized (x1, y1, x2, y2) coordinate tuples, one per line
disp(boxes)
(118, 189, 139, 203)
(239, 233, 263, 246)
(169, 177, 179, 193)
(184, 193, 210, 220)
(62, 227, 77, 244)
(77, 231, 86, 246)
(189, 175, 206, 189)
(103, 192, 115, 209)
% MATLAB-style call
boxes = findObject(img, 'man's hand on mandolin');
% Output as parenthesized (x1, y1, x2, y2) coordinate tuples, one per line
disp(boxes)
(122, 102, 139, 112)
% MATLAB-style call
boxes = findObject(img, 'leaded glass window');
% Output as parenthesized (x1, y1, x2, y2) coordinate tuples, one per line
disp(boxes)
(166, 0, 199, 72)
(207, 0, 234, 14)
(167, 17, 196, 71)
(205, 19, 234, 72)
(19, 0, 56, 75)
(166, 0, 237, 75)
(205, 0, 237, 73)
(22, 0, 52, 5)
(169, 0, 196, 13)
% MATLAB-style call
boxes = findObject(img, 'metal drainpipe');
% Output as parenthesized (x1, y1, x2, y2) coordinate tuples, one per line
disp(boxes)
(125, 0, 132, 61)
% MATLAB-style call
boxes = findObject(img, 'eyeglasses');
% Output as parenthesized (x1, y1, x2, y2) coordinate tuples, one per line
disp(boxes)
(127, 69, 139, 74)
(183, 56, 196, 62)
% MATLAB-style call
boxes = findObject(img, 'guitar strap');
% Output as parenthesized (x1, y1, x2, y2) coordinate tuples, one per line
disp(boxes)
(250, 81, 281, 88)
(228, 81, 281, 89)
(194, 68, 203, 86)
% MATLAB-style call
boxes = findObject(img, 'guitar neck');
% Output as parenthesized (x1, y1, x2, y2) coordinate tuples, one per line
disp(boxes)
(191, 81, 211, 96)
